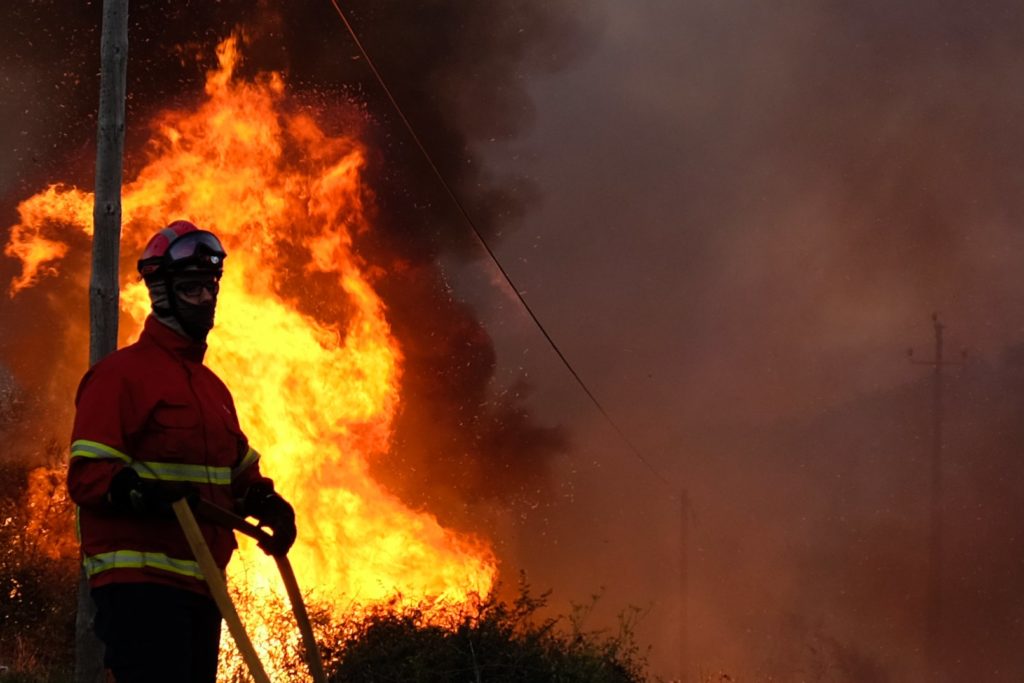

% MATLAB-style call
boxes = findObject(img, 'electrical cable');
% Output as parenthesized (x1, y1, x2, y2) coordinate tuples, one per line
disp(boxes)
(326, 0, 676, 492)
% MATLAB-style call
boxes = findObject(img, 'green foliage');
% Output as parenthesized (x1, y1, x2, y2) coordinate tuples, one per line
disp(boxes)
(325, 579, 650, 683)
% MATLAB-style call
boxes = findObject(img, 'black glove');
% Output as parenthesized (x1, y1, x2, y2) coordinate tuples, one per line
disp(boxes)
(107, 467, 198, 518)
(242, 483, 297, 557)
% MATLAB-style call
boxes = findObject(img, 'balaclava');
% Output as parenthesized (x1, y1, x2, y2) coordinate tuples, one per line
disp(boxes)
(146, 272, 218, 342)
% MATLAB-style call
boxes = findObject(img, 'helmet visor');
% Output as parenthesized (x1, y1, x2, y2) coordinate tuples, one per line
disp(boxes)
(166, 231, 226, 268)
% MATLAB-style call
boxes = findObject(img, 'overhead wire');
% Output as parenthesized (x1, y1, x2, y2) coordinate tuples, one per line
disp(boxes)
(326, 0, 676, 493)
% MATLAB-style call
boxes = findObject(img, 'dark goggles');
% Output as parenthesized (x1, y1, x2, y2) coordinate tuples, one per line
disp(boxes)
(173, 278, 220, 298)
(166, 230, 226, 267)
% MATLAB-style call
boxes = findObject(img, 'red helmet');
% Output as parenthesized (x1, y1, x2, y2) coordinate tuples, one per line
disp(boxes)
(137, 220, 226, 279)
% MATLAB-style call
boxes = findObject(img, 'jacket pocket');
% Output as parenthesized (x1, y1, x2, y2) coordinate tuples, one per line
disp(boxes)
(151, 401, 201, 429)
(141, 401, 204, 463)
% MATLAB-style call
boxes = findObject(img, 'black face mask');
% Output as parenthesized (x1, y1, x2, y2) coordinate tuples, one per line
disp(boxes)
(169, 275, 220, 342)
(174, 298, 217, 341)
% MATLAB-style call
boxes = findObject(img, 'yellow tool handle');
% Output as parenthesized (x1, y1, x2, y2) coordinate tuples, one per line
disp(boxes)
(276, 555, 329, 683)
(173, 499, 272, 683)
(197, 499, 328, 683)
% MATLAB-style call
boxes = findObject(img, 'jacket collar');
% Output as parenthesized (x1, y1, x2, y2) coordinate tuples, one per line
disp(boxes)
(142, 315, 207, 364)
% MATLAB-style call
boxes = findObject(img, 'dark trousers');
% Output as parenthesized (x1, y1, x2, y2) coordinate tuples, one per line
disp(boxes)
(91, 583, 222, 683)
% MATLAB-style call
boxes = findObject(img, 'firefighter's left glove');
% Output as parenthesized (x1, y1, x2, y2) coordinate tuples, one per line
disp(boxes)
(243, 484, 296, 557)
(107, 467, 199, 518)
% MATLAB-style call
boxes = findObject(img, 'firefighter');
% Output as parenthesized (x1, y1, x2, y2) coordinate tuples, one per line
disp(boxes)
(67, 220, 297, 683)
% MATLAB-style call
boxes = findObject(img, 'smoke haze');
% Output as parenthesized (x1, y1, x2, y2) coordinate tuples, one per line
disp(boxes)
(465, 0, 1024, 679)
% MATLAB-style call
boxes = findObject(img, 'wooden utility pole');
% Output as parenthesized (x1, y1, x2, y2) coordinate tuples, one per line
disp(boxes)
(926, 317, 944, 683)
(90, 0, 129, 366)
(678, 490, 690, 683)
(75, 1, 128, 681)
(908, 314, 962, 682)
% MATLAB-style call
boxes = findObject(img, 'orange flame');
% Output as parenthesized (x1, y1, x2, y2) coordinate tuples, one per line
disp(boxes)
(6, 34, 496, 678)
(4, 185, 92, 295)
(23, 466, 77, 561)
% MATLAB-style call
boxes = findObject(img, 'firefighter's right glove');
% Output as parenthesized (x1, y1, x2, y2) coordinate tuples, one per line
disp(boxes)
(243, 484, 297, 557)
(107, 467, 198, 518)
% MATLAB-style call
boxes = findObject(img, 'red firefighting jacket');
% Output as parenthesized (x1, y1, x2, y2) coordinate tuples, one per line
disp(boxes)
(68, 315, 270, 596)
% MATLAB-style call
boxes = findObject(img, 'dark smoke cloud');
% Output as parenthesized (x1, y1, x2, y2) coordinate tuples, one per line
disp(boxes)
(0, 2, 594, 528)
(0, 0, 596, 245)
(375, 260, 569, 520)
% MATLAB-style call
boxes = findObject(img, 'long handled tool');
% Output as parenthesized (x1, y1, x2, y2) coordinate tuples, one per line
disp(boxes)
(172, 499, 272, 683)
(196, 499, 329, 683)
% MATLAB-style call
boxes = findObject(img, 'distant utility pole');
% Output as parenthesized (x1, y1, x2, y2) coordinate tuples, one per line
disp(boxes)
(907, 314, 964, 682)
(75, 1, 128, 682)
(678, 490, 691, 683)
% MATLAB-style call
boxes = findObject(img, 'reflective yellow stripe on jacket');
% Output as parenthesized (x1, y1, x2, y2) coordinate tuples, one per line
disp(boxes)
(83, 550, 204, 581)
(232, 447, 260, 479)
(72, 440, 257, 485)
(131, 461, 232, 485)
(70, 439, 131, 463)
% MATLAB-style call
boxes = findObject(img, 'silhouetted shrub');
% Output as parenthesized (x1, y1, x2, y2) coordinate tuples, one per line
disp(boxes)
(325, 579, 649, 683)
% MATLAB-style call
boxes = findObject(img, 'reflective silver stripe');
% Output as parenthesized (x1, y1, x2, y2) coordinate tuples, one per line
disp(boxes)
(83, 550, 204, 580)
(132, 461, 232, 485)
(70, 439, 131, 463)
(232, 447, 260, 479)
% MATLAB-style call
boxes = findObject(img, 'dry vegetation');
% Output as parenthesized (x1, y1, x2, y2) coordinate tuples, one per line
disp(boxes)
(0, 457, 77, 682)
